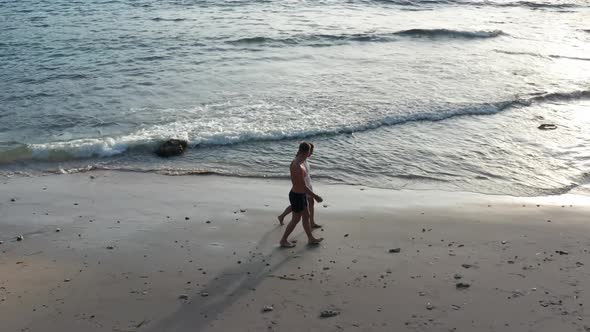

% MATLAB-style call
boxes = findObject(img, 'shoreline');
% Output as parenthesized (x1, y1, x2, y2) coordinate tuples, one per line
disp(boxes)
(1, 171, 590, 331)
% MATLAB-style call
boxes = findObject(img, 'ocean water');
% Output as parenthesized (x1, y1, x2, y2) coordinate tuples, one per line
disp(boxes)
(1, 0, 589, 196)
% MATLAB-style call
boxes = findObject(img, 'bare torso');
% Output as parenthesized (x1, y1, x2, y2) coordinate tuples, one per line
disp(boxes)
(290, 158, 308, 193)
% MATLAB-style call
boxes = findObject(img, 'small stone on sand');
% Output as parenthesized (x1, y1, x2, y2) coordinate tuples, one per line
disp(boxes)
(56, 228, 61, 232)
(106, 246, 114, 250)
(16, 235, 23, 241)
(178, 295, 189, 300)
(262, 305, 274, 312)
(456, 282, 470, 289)
(320, 310, 340, 318)
(389, 248, 401, 253)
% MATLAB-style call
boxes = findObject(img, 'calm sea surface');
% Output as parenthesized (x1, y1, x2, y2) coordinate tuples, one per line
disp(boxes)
(1, 0, 590, 196)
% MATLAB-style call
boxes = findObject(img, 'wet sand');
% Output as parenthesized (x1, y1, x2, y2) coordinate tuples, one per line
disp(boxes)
(1, 171, 590, 332)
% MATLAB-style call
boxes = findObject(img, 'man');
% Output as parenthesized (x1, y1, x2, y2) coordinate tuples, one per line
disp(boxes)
(279, 142, 324, 248)
(277, 142, 321, 229)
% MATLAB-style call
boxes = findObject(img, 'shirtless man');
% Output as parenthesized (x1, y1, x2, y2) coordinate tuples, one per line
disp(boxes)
(277, 142, 321, 228)
(279, 142, 324, 248)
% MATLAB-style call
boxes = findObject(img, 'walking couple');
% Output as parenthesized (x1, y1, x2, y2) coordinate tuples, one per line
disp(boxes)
(278, 142, 324, 248)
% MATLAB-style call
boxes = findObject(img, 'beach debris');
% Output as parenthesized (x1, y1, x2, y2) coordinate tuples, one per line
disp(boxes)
(538, 124, 557, 130)
(10, 198, 16, 202)
(240, 209, 246, 213)
(89, 175, 95, 179)
(556, 250, 569, 255)
(426, 302, 435, 310)
(16, 235, 23, 241)
(501, 241, 507, 244)
(206, 220, 211, 224)
(389, 248, 401, 253)
(453, 273, 463, 279)
(64, 278, 71, 282)
(320, 310, 340, 318)
(268, 274, 298, 281)
(55, 228, 61, 232)
(201, 292, 209, 297)
(155, 139, 188, 157)
(344, 234, 349, 237)
(456, 282, 471, 289)
(178, 294, 189, 300)
(185, 217, 190, 220)
(106, 246, 114, 250)
(135, 319, 148, 328)
(507, 260, 515, 264)
(539, 298, 562, 307)
(461, 263, 473, 269)
(323, 204, 328, 208)
(262, 305, 274, 312)
(418, 292, 425, 296)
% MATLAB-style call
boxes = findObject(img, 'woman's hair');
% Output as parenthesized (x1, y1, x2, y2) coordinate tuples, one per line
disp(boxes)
(309, 142, 314, 154)
(297, 142, 311, 155)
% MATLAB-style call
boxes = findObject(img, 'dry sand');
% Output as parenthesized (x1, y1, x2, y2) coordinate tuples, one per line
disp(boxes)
(1, 171, 590, 332)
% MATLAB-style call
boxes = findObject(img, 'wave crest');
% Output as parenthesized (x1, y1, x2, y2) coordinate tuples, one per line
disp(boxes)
(1, 89, 588, 165)
(228, 28, 506, 47)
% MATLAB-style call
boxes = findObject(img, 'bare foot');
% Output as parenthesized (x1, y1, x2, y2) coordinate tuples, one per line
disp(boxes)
(277, 215, 284, 225)
(307, 237, 323, 246)
(280, 241, 296, 248)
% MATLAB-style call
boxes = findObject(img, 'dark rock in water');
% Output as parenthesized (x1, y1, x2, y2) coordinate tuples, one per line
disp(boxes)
(320, 310, 340, 318)
(538, 124, 557, 130)
(155, 139, 188, 157)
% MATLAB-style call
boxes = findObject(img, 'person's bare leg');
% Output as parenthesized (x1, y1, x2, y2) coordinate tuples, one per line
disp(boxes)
(301, 208, 323, 245)
(308, 198, 321, 228)
(277, 205, 292, 225)
(280, 212, 301, 247)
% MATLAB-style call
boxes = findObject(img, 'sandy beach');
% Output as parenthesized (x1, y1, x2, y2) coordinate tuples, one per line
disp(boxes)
(1, 171, 590, 332)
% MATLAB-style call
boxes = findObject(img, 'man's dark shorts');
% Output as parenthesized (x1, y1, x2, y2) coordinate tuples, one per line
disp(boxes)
(289, 191, 308, 213)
